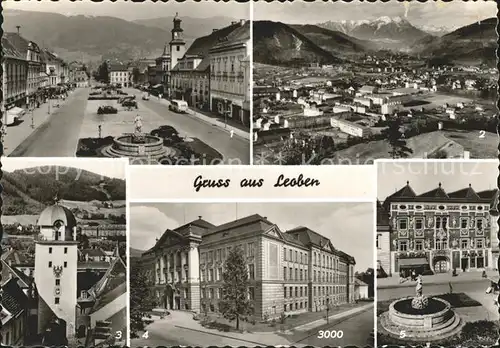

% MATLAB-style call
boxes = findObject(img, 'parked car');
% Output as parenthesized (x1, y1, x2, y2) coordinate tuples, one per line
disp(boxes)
(151, 125, 183, 145)
(142, 93, 150, 100)
(119, 95, 135, 103)
(122, 100, 138, 109)
(97, 105, 118, 114)
(169, 99, 188, 113)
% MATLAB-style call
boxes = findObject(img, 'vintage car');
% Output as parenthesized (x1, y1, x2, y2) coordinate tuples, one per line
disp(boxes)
(97, 105, 118, 114)
(122, 99, 138, 109)
(142, 93, 150, 100)
(150, 125, 183, 145)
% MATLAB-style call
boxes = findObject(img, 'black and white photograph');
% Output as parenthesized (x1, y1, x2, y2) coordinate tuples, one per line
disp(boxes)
(2, 1, 250, 164)
(0, 158, 127, 347)
(252, 1, 497, 165)
(376, 160, 499, 346)
(129, 203, 374, 347)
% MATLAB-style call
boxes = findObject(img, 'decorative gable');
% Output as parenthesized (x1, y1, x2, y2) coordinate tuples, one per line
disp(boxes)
(264, 225, 284, 240)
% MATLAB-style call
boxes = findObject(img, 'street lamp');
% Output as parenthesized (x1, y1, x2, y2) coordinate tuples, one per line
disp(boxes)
(30, 106, 35, 129)
(326, 297, 330, 324)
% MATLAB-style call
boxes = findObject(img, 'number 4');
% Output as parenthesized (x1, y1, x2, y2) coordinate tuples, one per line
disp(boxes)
(142, 331, 149, 339)
(479, 130, 486, 138)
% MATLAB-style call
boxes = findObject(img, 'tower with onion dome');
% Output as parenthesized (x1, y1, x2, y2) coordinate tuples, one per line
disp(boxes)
(34, 196, 79, 339)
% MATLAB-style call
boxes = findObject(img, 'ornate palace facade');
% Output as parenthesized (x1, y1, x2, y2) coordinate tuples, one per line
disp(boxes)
(143, 214, 355, 319)
(377, 182, 499, 277)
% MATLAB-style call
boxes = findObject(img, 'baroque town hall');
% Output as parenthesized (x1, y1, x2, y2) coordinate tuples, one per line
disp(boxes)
(377, 181, 499, 277)
(140, 214, 356, 319)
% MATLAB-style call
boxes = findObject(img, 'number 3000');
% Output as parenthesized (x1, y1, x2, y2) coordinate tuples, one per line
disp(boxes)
(317, 330, 344, 339)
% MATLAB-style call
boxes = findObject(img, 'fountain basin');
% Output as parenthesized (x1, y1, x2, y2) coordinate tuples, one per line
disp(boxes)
(379, 296, 462, 341)
(101, 134, 178, 160)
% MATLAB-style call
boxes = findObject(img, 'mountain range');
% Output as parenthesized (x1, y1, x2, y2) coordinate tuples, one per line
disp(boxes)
(254, 17, 497, 67)
(252, 21, 342, 66)
(3, 166, 126, 215)
(318, 16, 432, 51)
(3, 9, 237, 62)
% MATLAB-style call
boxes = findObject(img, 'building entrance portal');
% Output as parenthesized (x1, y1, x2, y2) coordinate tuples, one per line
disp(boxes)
(433, 256, 450, 273)
(164, 285, 174, 310)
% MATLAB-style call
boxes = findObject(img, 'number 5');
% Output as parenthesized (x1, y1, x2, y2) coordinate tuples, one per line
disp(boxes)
(399, 330, 406, 338)
(479, 130, 486, 138)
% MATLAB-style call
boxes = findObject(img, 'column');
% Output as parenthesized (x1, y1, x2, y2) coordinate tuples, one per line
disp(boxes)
(166, 253, 170, 283)
(173, 250, 176, 282)
(155, 258, 160, 285)
(160, 254, 165, 284)
(188, 245, 201, 312)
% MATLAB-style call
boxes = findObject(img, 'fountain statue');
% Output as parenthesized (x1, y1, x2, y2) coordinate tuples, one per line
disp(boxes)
(411, 275, 429, 310)
(132, 114, 145, 143)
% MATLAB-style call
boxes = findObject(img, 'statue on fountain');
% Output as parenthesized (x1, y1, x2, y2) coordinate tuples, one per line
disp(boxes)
(132, 114, 145, 143)
(411, 275, 429, 309)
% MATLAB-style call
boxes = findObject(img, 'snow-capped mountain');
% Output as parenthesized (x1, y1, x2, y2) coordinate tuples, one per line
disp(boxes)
(416, 25, 453, 37)
(319, 16, 432, 50)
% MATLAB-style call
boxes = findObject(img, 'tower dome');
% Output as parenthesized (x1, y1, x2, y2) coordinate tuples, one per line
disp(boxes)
(37, 200, 77, 241)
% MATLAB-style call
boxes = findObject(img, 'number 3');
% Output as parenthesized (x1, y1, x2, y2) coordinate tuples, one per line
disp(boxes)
(479, 130, 486, 138)
(115, 331, 122, 339)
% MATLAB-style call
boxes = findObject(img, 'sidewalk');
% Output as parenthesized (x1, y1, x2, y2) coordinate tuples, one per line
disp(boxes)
(378, 270, 498, 289)
(286, 302, 373, 333)
(3, 90, 79, 156)
(128, 89, 250, 141)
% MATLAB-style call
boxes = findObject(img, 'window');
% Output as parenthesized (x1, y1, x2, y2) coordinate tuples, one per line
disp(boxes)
(249, 264, 255, 280)
(436, 216, 448, 229)
(283, 267, 287, 280)
(249, 287, 255, 300)
(305, 287, 308, 296)
(295, 268, 298, 280)
(289, 268, 292, 280)
(314, 270, 317, 281)
(461, 239, 469, 249)
(218, 267, 223, 281)
(295, 287, 298, 297)
(415, 218, 423, 230)
(300, 269, 303, 281)
(209, 269, 214, 281)
(55, 279, 60, 286)
(64, 247, 67, 254)
(49, 261, 52, 268)
(398, 219, 408, 230)
(295, 250, 298, 262)
(248, 243, 254, 256)
(49, 247, 52, 254)
(477, 219, 483, 230)
(81, 291, 87, 299)
(284, 287, 287, 298)
(289, 287, 292, 297)
(305, 270, 307, 280)
(64, 261, 67, 268)
(176, 46, 180, 52)
(55, 297, 60, 304)
(289, 250, 292, 260)
(476, 239, 484, 249)
(376, 234, 380, 249)
(415, 240, 423, 251)
(284, 248, 287, 261)
(398, 240, 408, 251)
(461, 218, 468, 229)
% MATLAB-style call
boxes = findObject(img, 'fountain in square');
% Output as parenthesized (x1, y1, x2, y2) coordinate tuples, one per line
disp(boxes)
(101, 114, 178, 160)
(379, 276, 462, 341)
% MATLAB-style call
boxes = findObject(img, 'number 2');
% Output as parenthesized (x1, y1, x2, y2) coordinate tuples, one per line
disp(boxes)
(479, 130, 486, 138)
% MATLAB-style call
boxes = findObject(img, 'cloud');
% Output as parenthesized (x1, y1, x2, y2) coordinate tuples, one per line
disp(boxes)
(130, 205, 180, 251)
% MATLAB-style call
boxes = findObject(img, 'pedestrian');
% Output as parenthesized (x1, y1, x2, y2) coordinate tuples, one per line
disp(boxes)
(230, 129, 234, 138)
(449, 282, 453, 294)
(412, 269, 416, 281)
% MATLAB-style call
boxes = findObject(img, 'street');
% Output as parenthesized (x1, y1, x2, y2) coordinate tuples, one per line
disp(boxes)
(130, 307, 373, 347)
(8, 87, 250, 163)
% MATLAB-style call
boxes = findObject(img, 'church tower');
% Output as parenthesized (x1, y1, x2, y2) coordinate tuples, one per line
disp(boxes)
(169, 13, 186, 71)
(34, 198, 79, 340)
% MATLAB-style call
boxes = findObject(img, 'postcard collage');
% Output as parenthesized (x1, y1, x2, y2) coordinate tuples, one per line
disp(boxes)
(0, 0, 498, 347)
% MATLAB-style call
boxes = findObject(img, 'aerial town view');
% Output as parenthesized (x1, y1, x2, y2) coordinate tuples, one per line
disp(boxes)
(376, 161, 499, 346)
(129, 203, 374, 347)
(2, 1, 250, 164)
(0, 158, 127, 347)
(252, 1, 497, 165)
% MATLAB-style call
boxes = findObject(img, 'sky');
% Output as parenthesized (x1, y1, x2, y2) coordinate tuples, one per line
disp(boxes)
(254, 0, 497, 29)
(377, 161, 498, 201)
(130, 202, 374, 272)
(3, 0, 250, 20)
(1, 158, 126, 179)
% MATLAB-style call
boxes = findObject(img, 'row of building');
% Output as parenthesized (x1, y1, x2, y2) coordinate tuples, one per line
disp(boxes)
(2, 29, 89, 113)
(137, 214, 358, 319)
(377, 182, 499, 277)
(110, 15, 251, 127)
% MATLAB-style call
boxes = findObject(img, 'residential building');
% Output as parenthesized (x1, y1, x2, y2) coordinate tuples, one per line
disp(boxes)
(108, 64, 130, 87)
(209, 20, 250, 127)
(0, 278, 29, 346)
(43, 50, 68, 87)
(3, 32, 46, 107)
(379, 181, 499, 277)
(143, 214, 356, 320)
(354, 278, 369, 300)
(2, 36, 28, 110)
(171, 19, 243, 109)
(330, 117, 370, 138)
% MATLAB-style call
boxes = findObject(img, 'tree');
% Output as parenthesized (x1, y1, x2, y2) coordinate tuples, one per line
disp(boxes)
(96, 61, 110, 84)
(130, 267, 154, 338)
(381, 118, 413, 159)
(219, 246, 253, 330)
(132, 67, 141, 85)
